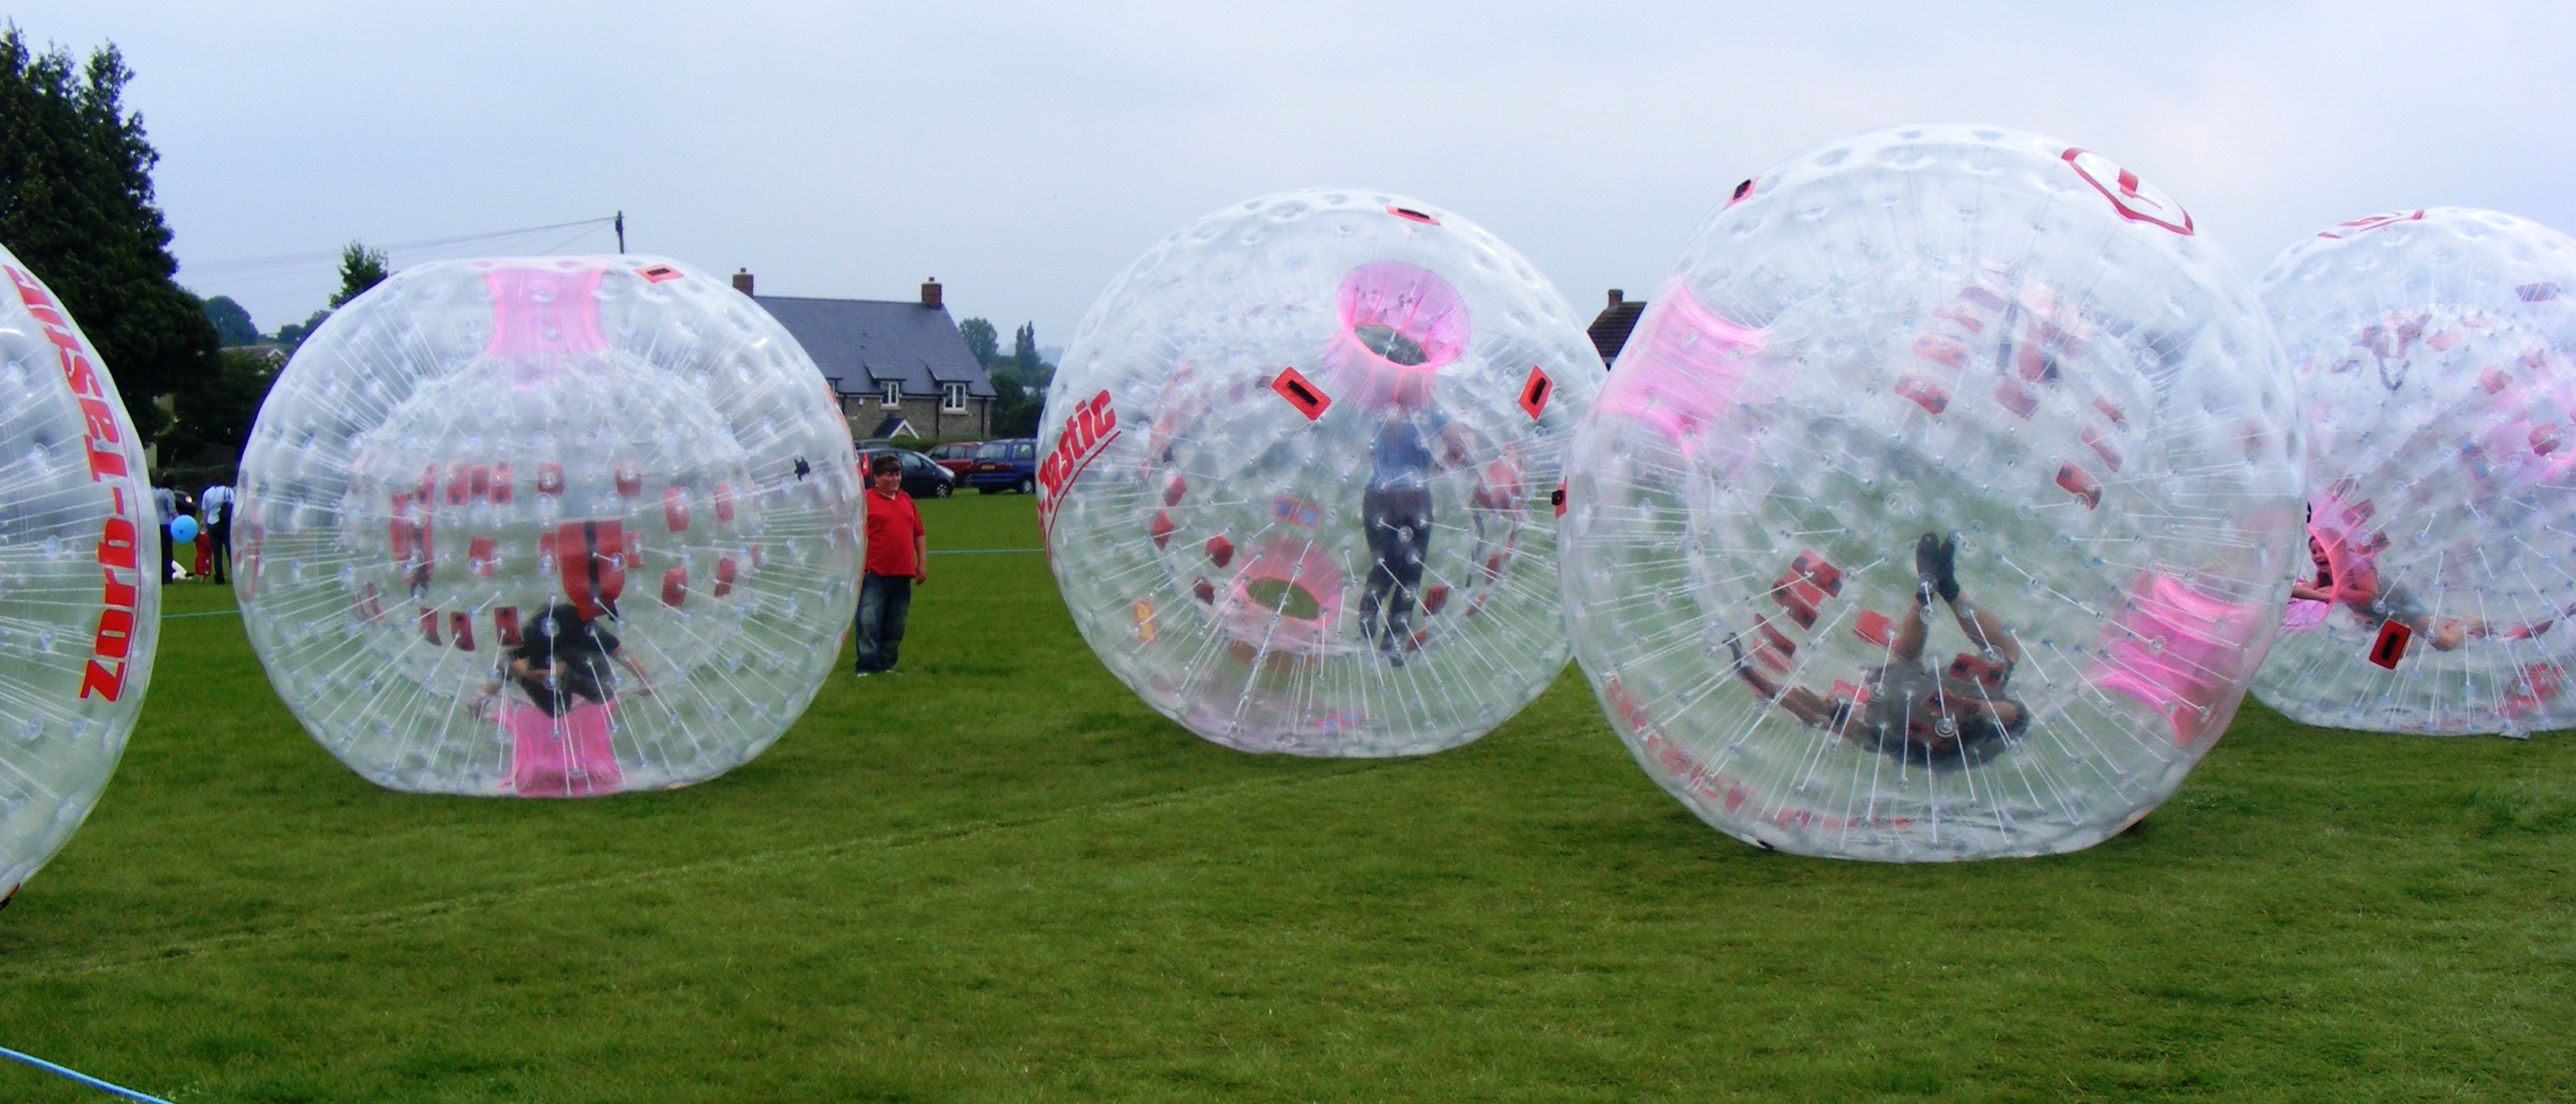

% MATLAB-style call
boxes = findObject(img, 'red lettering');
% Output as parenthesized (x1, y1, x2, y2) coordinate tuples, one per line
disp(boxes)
(99, 518, 137, 569)
(58, 350, 105, 399)
(93, 608, 133, 660)
(84, 442, 128, 481)
(3, 264, 46, 304)
(99, 567, 136, 610)
(78, 396, 121, 445)
(77, 660, 124, 701)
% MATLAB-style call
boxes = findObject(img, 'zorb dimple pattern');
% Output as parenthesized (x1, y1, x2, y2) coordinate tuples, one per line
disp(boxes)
(1559, 124, 2305, 860)
(2253, 208, 2576, 734)
(1043, 190, 1601, 756)
(0, 247, 158, 896)
(236, 256, 860, 795)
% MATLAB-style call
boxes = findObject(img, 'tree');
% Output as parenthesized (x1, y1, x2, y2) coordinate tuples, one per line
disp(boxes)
(201, 294, 256, 346)
(160, 346, 279, 465)
(271, 308, 328, 352)
(1013, 321, 1039, 374)
(0, 25, 216, 443)
(957, 316, 998, 368)
(328, 240, 388, 308)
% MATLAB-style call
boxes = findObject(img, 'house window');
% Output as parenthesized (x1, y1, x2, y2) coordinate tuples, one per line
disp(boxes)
(881, 380, 901, 407)
(942, 383, 968, 412)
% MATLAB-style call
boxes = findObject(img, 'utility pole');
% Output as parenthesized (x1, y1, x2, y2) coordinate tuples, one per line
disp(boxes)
(614, 211, 625, 253)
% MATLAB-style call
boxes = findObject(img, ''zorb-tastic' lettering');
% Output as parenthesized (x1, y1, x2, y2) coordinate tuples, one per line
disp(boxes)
(1043, 189, 1602, 758)
(0, 246, 161, 902)
(234, 256, 860, 796)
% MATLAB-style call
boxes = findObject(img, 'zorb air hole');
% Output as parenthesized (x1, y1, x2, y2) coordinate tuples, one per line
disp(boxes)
(1043, 190, 1601, 756)
(0, 246, 159, 898)
(1559, 123, 2306, 860)
(236, 256, 860, 795)
(2253, 208, 2576, 734)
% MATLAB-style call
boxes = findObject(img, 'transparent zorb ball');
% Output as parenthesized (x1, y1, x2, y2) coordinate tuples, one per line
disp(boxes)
(0, 245, 159, 896)
(1044, 190, 1601, 756)
(2252, 208, 2576, 734)
(1559, 124, 2306, 860)
(236, 257, 860, 795)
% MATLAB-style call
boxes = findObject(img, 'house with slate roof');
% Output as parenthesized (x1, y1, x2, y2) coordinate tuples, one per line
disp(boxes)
(736, 271, 997, 440)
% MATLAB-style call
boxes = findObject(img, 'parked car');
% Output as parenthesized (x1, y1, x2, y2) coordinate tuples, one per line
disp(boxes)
(926, 440, 983, 478)
(964, 438, 1038, 494)
(859, 447, 955, 499)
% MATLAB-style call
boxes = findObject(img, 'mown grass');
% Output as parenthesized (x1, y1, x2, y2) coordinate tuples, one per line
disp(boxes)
(0, 492, 2569, 1102)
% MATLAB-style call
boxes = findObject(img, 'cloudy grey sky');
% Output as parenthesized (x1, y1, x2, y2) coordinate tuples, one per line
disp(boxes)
(19, 1, 2576, 346)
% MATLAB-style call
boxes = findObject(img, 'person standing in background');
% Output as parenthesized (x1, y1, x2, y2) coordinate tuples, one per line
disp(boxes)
(854, 453, 927, 676)
(152, 480, 178, 582)
(200, 480, 235, 584)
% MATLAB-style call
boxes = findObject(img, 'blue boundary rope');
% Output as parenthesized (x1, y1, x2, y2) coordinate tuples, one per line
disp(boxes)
(0, 1045, 174, 1102)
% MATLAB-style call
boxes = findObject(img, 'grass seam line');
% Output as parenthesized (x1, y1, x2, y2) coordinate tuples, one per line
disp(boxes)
(3, 761, 1396, 982)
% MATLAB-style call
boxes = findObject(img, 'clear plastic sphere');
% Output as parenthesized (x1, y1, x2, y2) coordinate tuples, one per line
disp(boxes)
(236, 256, 860, 795)
(0, 245, 159, 893)
(1044, 190, 1601, 756)
(2252, 208, 2576, 734)
(1559, 124, 2306, 860)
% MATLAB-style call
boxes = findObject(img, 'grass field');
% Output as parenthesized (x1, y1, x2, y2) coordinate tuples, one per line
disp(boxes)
(0, 492, 2570, 1102)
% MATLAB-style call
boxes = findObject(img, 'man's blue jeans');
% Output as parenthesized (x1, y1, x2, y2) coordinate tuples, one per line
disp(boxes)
(856, 573, 914, 672)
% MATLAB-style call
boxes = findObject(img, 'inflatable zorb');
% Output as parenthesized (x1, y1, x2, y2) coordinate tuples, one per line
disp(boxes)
(1559, 124, 2307, 860)
(2254, 208, 2576, 734)
(0, 247, 158, 898)
(1043, 190, 1601, 756)
(236, 256, 859, 795)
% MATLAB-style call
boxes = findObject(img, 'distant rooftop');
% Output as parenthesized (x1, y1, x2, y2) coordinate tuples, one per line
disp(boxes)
(741, 273, 994, 399)
(1587, 288, 1646, 367)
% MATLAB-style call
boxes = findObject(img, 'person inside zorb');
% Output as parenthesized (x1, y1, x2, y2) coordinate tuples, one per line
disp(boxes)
(1044, 191, 1600, 758)
(1556, 124, 2305, 861)
(234, 256, 861, 796)
(1346, 266, 1497, 664)
(1739, 533, 2028, 769)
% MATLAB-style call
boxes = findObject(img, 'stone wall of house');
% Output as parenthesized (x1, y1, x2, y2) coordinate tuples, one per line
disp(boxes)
(840, 395, 990, 441)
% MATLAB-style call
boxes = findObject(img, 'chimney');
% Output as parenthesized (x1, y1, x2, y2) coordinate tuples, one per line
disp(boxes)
(732, 268, 754, 295)
(1607, 289, 1624, 309)
(920, 278, 942, 309)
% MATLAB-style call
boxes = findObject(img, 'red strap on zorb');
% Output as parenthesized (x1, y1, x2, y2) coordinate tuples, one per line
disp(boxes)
(1270, 367, 1331, 421)
(2369, 620, 2411, 669)
(1519, 367, 1553, 419)
(556, 519, 627, 621)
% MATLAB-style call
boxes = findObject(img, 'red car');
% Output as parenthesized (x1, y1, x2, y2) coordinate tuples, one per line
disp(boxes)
(927, 441, 982, 478)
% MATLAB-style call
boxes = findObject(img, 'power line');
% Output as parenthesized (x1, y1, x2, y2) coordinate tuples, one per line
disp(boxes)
(184, 216, 620, 275)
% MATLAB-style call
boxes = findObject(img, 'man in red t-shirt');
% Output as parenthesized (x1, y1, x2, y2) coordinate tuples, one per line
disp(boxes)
(856, 453, 927, 675)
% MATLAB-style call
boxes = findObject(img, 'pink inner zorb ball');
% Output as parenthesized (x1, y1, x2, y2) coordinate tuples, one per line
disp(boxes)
(2252, 208, 2576, 734)
(1558, 124, 2306, 860)
(235, 256, 860, 795)
(0, 245, 159, 897)
(1043, 190, 1601, 756)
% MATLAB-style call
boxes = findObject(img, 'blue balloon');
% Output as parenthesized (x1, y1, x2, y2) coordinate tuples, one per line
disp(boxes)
(170, 515, 199, 545)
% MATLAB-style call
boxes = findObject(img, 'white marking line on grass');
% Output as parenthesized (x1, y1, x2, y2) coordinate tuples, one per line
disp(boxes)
(164, 548, 1048, 619)
(2, 762, 1395, 982)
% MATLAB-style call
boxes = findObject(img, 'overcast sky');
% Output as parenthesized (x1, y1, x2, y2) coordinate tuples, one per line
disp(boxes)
(18, 1, 2576, 347)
